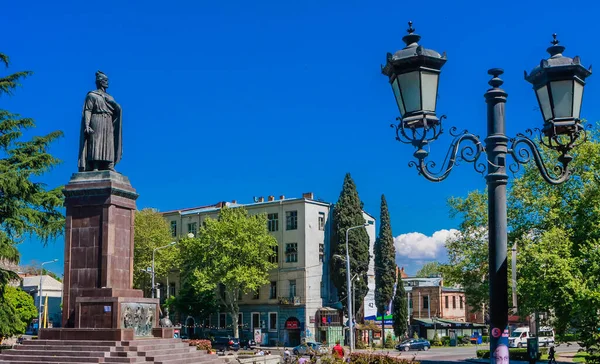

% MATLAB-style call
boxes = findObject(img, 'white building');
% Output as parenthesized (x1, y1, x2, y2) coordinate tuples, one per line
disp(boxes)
(20, 275, 63, 328)
(161, 192, 376, 346)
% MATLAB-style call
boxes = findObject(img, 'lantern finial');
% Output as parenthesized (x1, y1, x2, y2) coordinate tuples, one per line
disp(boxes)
(402, 21, 421, 47)
(547, 33, 565, 58)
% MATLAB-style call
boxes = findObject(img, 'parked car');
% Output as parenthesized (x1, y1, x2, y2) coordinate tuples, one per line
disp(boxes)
(292, 342, 329, 356)
(239, 338, 257, 350)
(396, 339, 431, 351)
(211, 337, 240, 351)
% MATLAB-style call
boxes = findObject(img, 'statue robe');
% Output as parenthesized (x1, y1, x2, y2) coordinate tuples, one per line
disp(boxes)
(78, 90, 122, 171)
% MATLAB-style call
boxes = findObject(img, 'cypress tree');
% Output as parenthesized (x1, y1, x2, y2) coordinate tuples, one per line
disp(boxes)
(332, 173, 370, 317)
(0, 53, 64, 293)
(392, 270, 408, 338)
(374, 194, 396, 345)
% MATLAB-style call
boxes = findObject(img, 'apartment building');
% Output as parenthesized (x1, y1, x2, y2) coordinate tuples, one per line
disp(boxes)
(161, 193, 376, 346)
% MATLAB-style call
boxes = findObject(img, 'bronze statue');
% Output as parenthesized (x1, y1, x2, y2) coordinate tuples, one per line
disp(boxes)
(78, 71, 122, 172)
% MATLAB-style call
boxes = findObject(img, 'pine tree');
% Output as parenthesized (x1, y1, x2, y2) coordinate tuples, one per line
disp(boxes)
(392, 272, 408, 338)
(374, 195, 396, 345)
(0, 53, 64, 293)
(332, 173, 370, 317)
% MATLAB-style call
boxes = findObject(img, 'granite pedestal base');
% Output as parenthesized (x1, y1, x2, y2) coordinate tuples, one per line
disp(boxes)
(61, 171, 159, 335)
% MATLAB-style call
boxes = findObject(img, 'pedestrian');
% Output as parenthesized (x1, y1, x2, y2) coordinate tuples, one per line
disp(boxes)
(283, 348, 291, 363)
(332, 340, 345, 359)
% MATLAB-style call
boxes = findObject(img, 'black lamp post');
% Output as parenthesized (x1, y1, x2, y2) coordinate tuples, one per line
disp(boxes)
(382, 22, 591, 363)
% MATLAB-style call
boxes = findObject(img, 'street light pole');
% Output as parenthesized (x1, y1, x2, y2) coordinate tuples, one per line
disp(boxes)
(382, 23, 591, 363)
(38, 259, 58, 331)
(345, 222, 371, 354)
(152, 242, 177, 299)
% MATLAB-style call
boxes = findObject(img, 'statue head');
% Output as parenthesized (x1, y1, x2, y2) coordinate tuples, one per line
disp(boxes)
(95, 71, 109, 90)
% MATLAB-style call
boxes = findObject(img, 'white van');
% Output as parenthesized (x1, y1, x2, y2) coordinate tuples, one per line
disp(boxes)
(509, 327, 530, 348)
(508, 327, 555, 348)
(538, 327, 555, 347)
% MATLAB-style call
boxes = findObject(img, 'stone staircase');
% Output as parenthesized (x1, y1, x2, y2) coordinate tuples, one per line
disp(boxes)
(0, 338, 226, 364)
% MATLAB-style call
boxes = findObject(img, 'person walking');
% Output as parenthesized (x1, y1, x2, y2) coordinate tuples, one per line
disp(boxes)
(332, 340, 345, 359)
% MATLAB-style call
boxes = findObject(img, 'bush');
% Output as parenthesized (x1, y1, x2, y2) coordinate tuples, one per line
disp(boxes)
(185, 339, 212, 351)
(460, 336, 471, 345)
(413, 332, 419, 339)
(384, 333, 396, 349)
(356, 340, 367, 349)
(349, 353, 419, 364)
(476, 348, 548, 361)
(482, 336, 489, 343)
(431, 333, 442, 346)
(557, 333, 579, 342)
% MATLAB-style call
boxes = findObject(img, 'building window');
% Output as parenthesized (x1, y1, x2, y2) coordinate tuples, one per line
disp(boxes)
(285, 243, 298, 263)
(423, 295, 429, 309)
(270, 245, 278, 264)
(219, 313, 226, 328)
(219, 284, 226, 300)
(445, 296, 449, 309)
(409, 296, 413, 309)
(289, 280, 297, 298)
(269, 312, 277, 331)
(203, 315, 210, 328)
(238, 313, 243, 327)
(319, 243, 324, 262)
(318, 212, 325, 230)
(253, 289, 260, 300)
(460, 297, 464, 309)
(252, 313, 260, 329)
(270, 281, 277, 299)
(286, 211, 298, 230)
(268, 213, 279, 232)
(187, 222, 197, 236)
(169, 282, 176, 297)
(170, 221, 177, 237)
(452, 296, 456, 309)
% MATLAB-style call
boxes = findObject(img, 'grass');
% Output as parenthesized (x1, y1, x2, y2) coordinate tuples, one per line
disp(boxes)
(571, 352, 589, 363)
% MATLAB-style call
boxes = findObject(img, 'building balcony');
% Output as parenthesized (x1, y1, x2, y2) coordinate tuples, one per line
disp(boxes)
(278, 296, 302, 306)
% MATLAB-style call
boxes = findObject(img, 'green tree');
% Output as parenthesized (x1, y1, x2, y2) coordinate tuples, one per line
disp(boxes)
(133, 208, 179, 291)
(441, 190, 489, 311)
(392, 276, 408, 339)
(415, 262, 442, 278)
(171, 280, 217, 321)
(374, 194, 396, 346)
(180, 206, 277, 338)
(332, 173, 370, 317)
(0, 53, 64, 292)
(0, 286, 37, 342)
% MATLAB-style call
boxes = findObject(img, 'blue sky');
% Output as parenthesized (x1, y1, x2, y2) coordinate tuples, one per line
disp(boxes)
(4, 0, 599, 276)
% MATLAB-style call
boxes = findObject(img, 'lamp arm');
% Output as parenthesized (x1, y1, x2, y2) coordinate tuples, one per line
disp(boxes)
(408, 128, 485, 182)
(508, 130, 574, 185)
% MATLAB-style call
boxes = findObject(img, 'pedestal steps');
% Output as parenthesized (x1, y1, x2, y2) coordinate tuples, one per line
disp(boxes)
(0, 339, 226, 364)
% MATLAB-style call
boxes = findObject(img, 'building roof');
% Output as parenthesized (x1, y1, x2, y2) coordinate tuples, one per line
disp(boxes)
(21, 275, 63, 291)
(442, 287, 464, 293)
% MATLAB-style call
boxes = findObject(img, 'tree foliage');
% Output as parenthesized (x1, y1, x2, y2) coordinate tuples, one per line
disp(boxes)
(133, 208, 179, 291)
(0, 53, 64, 293)
(332, 173, 370, 317)
(441, 190, 489, 311)
(374, 195, 396, 320)
(392, 275, 408, 338)
(415, 261, 442, 278)
(443, 130, 600, 358)
(180, 206, 277, 338)
(0, 286, 37, 341)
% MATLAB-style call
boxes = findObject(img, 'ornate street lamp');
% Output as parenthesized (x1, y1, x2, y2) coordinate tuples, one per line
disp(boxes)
(382, 22, 591, 363)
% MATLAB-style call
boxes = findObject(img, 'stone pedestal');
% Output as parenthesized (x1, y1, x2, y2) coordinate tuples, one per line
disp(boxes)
(51, 171, 159, 338)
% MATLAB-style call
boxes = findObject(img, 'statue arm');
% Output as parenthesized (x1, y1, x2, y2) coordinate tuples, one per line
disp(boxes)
(83, 94, 94, 133)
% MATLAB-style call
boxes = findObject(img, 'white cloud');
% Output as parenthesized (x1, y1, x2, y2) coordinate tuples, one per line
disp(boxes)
(394, 229, 458, 261)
